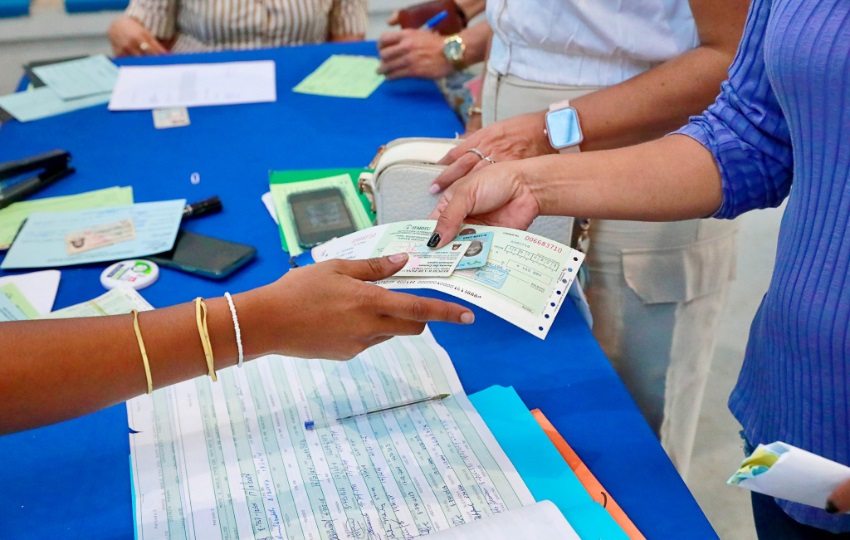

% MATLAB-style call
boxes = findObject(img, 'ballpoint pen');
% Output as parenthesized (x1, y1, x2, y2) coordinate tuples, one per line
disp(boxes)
(420, 10, 449, 31)
(305, 393, 450, 430)
(183, 195, 223, 219)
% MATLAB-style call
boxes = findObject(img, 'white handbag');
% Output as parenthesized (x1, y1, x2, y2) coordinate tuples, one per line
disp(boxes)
(358, 137, 574, 245)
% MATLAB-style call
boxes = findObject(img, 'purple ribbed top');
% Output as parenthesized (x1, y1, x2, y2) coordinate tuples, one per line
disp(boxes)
(678, 0, 850, 531)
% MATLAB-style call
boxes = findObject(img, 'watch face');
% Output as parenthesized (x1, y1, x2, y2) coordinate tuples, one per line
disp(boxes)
(545, 108, 583, 149)
(445, 40, 464, 62)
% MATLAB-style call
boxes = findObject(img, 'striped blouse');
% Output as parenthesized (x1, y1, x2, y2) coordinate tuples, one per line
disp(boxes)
(125, 0, 367, 53)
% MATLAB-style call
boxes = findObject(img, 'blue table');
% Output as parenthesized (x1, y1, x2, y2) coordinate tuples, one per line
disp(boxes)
(0, 43, 717, 539)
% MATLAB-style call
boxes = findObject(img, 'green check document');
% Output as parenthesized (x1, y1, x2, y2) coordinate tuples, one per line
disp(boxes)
(293, 55, 385, 98)
(312, 221, 585, 339)
(127, 329, 534, 539)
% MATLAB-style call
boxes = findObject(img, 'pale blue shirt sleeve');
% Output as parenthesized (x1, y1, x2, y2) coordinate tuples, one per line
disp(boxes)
(676, 0, 793, 220)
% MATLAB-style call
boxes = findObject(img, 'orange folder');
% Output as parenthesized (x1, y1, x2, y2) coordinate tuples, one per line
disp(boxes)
(531, 409, 646, 540)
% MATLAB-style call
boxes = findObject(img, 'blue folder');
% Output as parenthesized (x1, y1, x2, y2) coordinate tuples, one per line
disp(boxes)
(470, 385, 629, 540)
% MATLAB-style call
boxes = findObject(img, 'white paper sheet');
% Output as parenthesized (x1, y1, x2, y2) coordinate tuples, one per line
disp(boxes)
(128, 329, 534, 539)
(42, 286, 152, 318)
(426, 500, 579, 539)
(729, 441, 850, 508)
(108, 61, 277, 111)
(0, 270, 60, 315)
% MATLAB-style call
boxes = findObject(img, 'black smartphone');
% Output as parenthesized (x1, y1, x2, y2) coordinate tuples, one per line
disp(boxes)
(149, 230, 256, 279)
(287, 187, 358, 249)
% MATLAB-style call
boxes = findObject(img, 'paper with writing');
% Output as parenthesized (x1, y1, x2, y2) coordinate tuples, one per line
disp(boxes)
(65, 218, 136, 254)
(109, 61, 277, 110)
(0, 186, 133, 249)
(42, 286, 152, 319)
(127, 329, 533, 539)
(0, 283, 39, 319)
(312, 221, 585, 338)
(31, 54, 118, 100)
(1, 200, 184, 269)
(293, 55, 385, 99)
(0, 270, 61, 315)
(0, 294, 28, 322)
(384, 240, 470, 277)
(0, 87, 111, 122)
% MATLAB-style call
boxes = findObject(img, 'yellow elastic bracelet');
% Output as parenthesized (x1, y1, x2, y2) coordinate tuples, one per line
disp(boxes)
(131, 310, 153, 394)
(195, 297, 217, 382)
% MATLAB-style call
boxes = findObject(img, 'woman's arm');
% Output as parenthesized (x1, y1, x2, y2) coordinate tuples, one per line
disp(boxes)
(430, 0, 749, 191)
(0, 255, 473, 435)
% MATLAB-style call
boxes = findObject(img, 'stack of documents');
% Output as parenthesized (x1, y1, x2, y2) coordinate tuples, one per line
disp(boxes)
(128, 330, 536, 539)
(0, 270, 61, 321)
(0, 55, 118, 122)
(309, 221, 585, 338)
(1, 199, 184, 270)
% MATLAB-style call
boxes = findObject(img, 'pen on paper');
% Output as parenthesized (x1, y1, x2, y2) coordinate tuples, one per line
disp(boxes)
(305, 393, 450, 430)
(420, 10, 449, 30)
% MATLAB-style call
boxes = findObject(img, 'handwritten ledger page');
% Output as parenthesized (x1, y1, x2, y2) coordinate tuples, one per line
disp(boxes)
(127, 330, 534, 539)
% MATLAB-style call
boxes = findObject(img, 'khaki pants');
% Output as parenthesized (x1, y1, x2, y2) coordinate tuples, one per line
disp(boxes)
(483, 67, 738, 478)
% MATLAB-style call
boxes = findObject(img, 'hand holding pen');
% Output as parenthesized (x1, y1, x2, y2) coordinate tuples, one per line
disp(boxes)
(376, 10, 457, 80)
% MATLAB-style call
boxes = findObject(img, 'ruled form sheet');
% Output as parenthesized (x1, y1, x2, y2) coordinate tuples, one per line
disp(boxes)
(127, 329, 533, 539)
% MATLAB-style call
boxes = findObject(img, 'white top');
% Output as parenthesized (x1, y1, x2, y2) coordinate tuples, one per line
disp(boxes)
(486, 0, 699, 86)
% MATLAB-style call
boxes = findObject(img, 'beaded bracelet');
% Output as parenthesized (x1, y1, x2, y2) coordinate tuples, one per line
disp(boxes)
(224, 292, 244, 368)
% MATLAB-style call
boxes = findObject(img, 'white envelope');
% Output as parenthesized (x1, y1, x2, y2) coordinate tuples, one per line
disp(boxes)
(729, 441, 850, 508)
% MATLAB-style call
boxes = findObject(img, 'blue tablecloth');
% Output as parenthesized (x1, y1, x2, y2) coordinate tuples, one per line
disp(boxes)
(0, 42, 717, 539)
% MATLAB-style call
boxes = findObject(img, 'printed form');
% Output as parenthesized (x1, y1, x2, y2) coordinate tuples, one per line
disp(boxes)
(127, 330, 534, 539)
(312, 221, 585, 338)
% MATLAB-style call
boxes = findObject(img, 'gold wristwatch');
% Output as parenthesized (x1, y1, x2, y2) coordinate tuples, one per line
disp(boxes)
(443, 35, 466, 70)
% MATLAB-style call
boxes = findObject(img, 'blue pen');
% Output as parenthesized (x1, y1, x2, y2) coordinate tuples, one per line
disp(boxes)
(420, 10, 449, 30)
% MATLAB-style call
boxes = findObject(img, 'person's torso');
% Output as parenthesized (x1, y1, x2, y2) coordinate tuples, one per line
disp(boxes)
(731, 0, 850, 530)
(174, 0, 335, 51)
(485, 0, 699, 86)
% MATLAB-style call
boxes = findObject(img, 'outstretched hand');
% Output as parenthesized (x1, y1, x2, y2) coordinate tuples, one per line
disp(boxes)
(427, 162, 541, 248)
(431, 112, 554, 193)
(244, 254, 474, 360)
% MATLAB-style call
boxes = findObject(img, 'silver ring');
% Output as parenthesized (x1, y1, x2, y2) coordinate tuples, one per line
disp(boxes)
(466, 148, 485, 160)
(483, 156, 496, 164)
(139, 41, 150, 52)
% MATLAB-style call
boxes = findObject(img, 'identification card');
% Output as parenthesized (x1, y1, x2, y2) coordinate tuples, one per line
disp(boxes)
(455, 231, 494, 270)
(152, 107, 190, 129)
(384, 240, 471, 277)
(66, 219, 136, 254)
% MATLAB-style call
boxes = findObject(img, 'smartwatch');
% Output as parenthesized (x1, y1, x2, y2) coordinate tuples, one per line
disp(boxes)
(443, 35, 465, 70)
(544, 100, 583, 153)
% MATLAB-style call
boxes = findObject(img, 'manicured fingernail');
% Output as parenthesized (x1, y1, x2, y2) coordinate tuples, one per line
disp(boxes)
(389, 253, 408, 263)
(826, 500, 839, 514)
(460, 312, 474, 324)
(429, 184, 441, 194)
(427, 233, 441, 248)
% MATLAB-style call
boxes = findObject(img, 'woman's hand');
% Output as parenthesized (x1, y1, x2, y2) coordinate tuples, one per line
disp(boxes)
(377, 29, 454, 80)
(108, 17, 169, 57)
(827, 478, 850, 514)
(239, 254, 474, 360)
(432, 111, 554, 193)
(427, 162, 541, 248)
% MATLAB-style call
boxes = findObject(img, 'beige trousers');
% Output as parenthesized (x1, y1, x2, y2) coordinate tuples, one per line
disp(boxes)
(483, 67, 738, 478)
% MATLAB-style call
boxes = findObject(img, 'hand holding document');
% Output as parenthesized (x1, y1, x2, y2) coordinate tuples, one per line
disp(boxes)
(729, 441, 850, 508)
(310, 221, 585, 338)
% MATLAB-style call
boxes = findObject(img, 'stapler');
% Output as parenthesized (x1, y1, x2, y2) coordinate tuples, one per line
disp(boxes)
(0, 149, 75, 210)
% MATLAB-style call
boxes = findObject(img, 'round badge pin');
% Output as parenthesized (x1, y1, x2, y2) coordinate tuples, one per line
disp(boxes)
(100, 259, 159, 290)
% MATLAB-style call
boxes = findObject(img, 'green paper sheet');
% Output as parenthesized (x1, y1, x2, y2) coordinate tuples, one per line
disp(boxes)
(293, 55, 385, 98)
(0, 186, 133, 248)
(0, 283, 39, 319)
